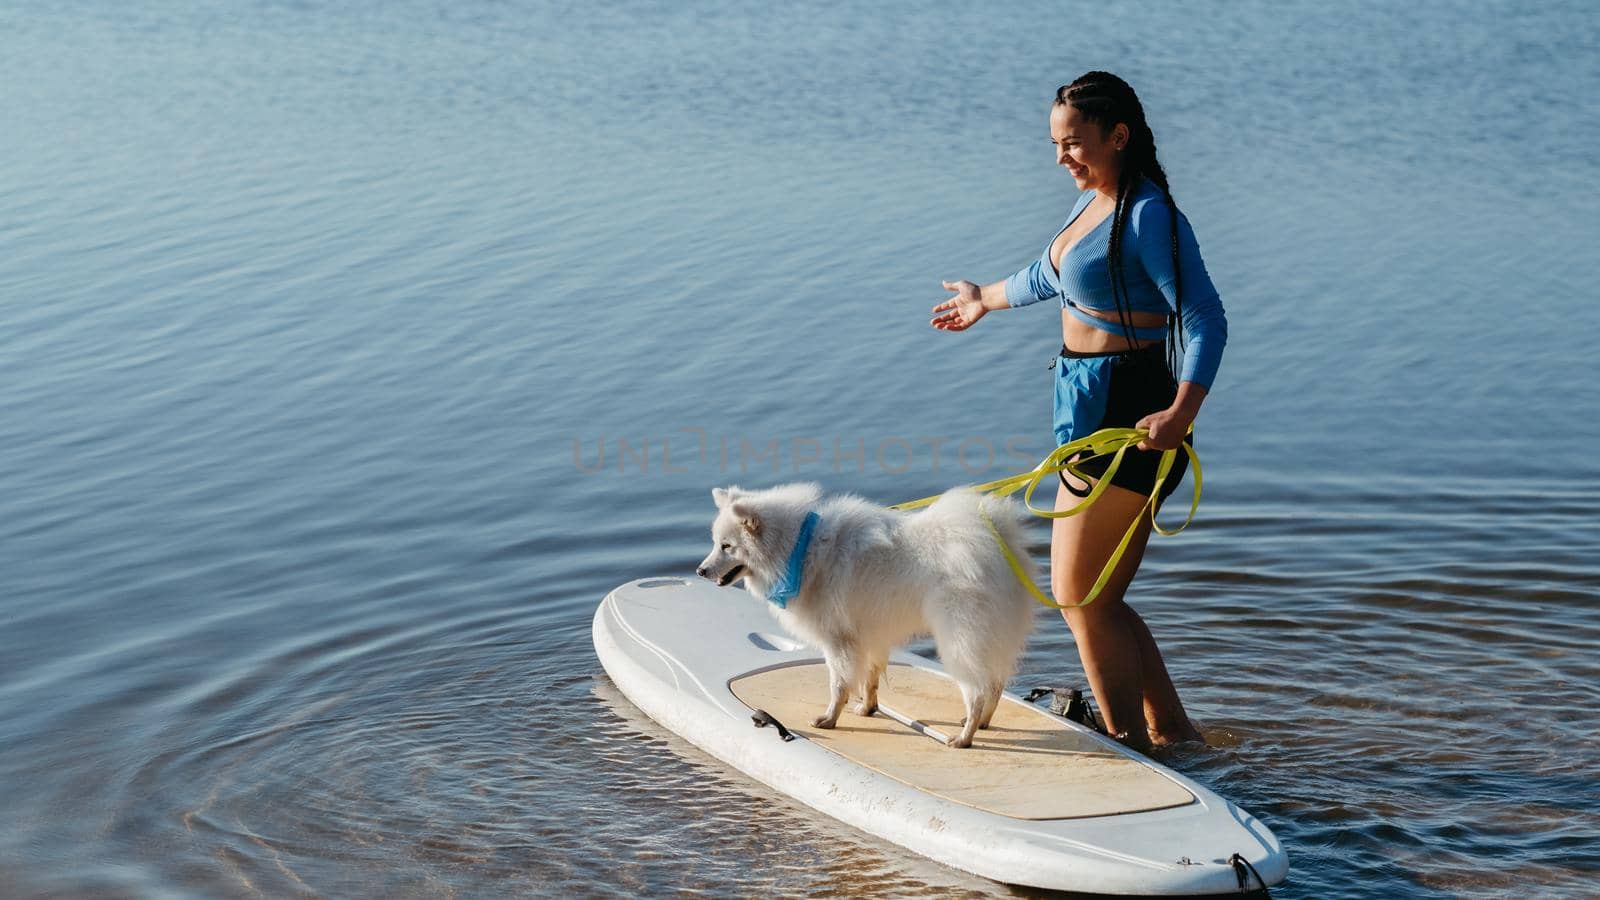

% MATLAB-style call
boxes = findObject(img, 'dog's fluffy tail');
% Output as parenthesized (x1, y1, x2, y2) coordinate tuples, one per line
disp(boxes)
(912, 488, 1043, 593)
(976, 492, 1045, 591)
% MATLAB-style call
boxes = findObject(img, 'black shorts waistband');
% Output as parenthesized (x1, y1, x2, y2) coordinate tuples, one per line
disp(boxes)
(1059, 341, 1167, 359)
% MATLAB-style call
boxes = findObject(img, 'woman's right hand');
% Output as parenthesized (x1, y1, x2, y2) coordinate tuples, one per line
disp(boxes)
(930, 279, 987, 332)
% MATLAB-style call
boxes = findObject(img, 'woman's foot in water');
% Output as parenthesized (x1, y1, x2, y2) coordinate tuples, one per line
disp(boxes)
(1149, 721, 1207, 748)
(1109, 728, 1154, 755)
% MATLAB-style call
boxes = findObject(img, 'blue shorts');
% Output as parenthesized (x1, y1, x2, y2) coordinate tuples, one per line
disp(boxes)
(1051, 341, 1191, 510)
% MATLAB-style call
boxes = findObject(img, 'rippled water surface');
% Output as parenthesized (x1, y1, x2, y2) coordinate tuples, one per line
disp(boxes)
(3, 1, 1598, 897)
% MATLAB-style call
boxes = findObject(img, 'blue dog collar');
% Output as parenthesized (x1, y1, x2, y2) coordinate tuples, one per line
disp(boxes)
(766, 511, 820, 609)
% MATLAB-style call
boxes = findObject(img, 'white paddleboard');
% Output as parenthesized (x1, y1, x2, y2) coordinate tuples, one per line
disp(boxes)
(593, 576, 1288, 894)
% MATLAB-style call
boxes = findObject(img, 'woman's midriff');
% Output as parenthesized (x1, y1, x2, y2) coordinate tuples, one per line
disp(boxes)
(1061, 305, 1166, 354)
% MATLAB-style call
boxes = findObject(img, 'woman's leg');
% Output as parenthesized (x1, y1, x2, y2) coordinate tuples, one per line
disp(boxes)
(1125, 605, 1205, 744)
(1050, 477, 1203, 748)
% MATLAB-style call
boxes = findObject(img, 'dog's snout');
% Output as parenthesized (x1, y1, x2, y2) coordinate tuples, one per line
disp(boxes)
(695, 566, 708, 579)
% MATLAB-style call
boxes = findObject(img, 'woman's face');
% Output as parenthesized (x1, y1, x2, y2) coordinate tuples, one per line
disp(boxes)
(1050, 103, 1127, 194)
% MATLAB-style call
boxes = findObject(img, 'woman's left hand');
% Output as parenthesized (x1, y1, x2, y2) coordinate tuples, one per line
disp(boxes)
(1134, 406, 1192, 451)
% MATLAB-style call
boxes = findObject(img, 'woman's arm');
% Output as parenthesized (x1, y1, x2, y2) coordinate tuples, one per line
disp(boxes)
(1132, 199, 1227, 390)
(1130, 197, 1226, 450)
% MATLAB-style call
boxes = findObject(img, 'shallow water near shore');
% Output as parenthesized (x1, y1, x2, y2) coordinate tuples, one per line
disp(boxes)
(3, 1, 1599, 897)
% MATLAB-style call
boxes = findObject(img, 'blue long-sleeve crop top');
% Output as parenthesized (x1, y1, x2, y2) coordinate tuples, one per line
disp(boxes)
(1004, 174, 1228, 389)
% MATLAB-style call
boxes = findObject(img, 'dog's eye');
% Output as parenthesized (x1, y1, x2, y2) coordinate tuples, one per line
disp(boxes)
(720, 542, 731, 552)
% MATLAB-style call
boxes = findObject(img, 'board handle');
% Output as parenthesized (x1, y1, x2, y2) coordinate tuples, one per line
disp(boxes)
(750, 709, 796, 742)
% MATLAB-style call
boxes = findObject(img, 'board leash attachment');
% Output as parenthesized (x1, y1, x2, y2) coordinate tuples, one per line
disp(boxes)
(750, 709, 796, 742)
(1022, 686, 1107, 735)
(1228, 852, 1271, 896)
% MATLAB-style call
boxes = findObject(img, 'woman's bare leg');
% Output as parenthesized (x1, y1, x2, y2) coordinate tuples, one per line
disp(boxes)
(1124, 605, 1204, 744)
(1051, 477, 1204, 749)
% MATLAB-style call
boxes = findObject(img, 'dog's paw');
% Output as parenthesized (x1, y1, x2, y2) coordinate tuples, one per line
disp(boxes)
(944, 734, 973, 749)
(811, 715, 838, 729)
(852, 702, 877, 717)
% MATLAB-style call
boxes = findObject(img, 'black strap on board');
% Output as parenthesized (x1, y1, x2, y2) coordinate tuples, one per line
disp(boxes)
(750, 709, 795, 742)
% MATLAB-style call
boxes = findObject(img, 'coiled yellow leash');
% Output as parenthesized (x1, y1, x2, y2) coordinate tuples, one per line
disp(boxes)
(888, 425, 1201, 609)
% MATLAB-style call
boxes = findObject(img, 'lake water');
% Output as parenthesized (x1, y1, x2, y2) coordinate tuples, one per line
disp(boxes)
(2, 1, 1597, 897)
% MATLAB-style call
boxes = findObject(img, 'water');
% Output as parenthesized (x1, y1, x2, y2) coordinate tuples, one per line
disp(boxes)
(2, 1, 1597, 896)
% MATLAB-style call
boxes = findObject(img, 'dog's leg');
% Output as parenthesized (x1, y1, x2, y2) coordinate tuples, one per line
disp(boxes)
(812, 654, 851, 729)
(852, 658, 885, 717)
(947, 680, 984, 749)
(976, 684, 1002, 730)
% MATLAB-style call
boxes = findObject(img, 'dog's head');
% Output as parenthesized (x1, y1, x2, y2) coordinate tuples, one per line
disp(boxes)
(696, 483, 821, 588)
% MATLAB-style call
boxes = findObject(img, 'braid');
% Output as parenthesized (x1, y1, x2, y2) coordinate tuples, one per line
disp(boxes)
(1106, 167, 1139, 351)
(1055, 72, 1185, 384)
(1140, 126, 1185, 384)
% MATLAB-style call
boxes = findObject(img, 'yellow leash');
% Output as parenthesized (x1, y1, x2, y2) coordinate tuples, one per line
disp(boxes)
(888, 425, 1201, 609)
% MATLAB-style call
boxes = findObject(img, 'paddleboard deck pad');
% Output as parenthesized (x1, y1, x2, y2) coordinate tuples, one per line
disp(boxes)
(593, 576, 1288, 894)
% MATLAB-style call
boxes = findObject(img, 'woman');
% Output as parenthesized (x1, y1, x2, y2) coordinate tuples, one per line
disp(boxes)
(928, 71, 1226, 752)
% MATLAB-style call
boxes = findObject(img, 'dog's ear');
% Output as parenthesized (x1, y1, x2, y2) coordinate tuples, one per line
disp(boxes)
(712, 485, 743, 509)
(728, 501, 761, 536)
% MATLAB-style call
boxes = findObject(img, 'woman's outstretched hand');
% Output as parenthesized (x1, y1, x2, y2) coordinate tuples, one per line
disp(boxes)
(930, 279, 987, 332)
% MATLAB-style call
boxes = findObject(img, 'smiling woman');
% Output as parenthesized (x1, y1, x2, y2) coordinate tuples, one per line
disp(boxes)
(929, 71, 1228, 754)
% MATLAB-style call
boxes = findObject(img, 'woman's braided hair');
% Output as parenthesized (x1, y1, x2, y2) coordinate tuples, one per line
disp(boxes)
(1055, 72, 1185, 383)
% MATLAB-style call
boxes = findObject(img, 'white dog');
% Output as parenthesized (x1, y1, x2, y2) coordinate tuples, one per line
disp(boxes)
(695, 482, 1038, 748)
